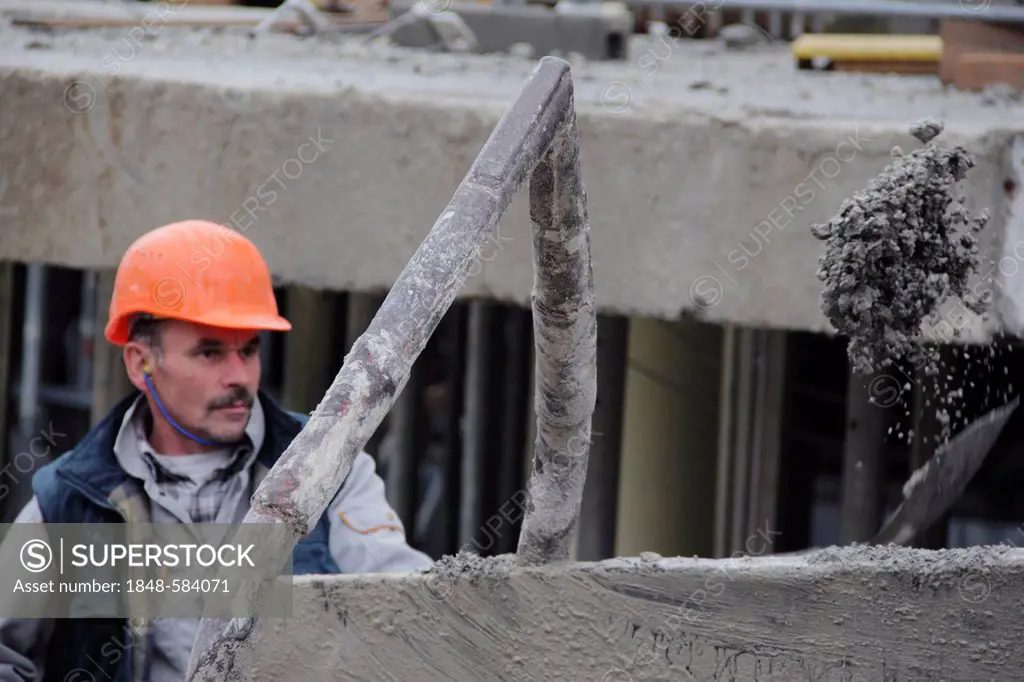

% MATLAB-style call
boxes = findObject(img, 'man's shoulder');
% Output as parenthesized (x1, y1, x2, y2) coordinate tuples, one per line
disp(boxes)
(37, 393, 137, 475)
(31, 435, 87, 485)
(30, 396, 138, 510)
(32, 419, 111, 478)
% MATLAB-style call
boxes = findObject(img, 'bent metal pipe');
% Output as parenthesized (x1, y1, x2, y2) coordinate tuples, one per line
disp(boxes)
(185, 56, 597, 681)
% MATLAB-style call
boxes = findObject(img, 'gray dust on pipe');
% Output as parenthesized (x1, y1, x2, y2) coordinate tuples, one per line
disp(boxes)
(186, 55, 596, 680)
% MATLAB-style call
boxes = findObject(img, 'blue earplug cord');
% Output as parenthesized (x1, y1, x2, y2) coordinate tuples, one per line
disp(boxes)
(143, 370, 237, 448)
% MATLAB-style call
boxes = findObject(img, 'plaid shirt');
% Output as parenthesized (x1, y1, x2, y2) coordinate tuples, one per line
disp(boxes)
(113, 395, 264, 526)
(138, 447, 250, 524)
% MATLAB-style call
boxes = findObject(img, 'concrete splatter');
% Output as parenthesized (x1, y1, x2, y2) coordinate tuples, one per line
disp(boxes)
(811, 118, 991, 378)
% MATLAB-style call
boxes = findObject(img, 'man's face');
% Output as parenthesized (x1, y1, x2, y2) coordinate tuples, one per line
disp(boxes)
(143, 320, 262, 444)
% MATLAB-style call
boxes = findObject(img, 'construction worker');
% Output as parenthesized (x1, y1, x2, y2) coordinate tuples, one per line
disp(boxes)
(0, 219, 433, 682)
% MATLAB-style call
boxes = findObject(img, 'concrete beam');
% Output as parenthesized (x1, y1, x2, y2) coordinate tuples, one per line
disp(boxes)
(1, 15, 1023, 337)
(249, 546, 1024, 680)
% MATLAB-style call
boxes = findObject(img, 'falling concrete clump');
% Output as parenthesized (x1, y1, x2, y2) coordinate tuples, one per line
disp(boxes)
(811, 118, 991, 378)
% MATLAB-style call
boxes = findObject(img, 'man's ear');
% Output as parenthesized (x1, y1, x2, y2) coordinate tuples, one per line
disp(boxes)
(123, 343, 152, 393)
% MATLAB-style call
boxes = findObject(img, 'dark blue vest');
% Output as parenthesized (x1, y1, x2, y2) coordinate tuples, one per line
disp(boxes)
(30, 391, 341, 682)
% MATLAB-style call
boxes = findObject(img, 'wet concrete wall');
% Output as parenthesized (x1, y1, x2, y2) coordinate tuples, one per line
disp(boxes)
(244, 546, 1024, 681)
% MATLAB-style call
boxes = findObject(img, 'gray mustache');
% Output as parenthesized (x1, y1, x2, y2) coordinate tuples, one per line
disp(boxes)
(208, 387, 254, 411)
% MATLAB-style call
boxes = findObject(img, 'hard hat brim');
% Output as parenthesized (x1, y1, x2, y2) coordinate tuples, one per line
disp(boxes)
(105, 311, 292, 346)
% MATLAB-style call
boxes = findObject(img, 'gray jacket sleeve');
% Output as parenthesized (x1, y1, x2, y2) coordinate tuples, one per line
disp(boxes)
(0, 497, 55, 682)
(326, 452, 434, 573)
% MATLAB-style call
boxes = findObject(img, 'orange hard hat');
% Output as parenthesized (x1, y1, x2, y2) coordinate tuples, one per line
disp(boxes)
(104, 219, 292, 346)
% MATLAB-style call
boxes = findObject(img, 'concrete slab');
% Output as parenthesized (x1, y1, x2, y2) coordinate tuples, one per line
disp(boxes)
(246, 546, 1024, 681)
(1, 11, 1023, 336)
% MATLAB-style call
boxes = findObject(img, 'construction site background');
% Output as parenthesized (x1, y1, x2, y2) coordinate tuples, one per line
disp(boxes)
(2, 0, 1024, 568)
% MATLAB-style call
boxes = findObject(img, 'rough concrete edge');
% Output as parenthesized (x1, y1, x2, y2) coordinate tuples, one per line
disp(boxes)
(286, 544, 1024, 587)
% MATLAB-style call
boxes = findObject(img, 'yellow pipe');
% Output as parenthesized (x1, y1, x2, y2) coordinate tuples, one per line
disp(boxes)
(792, 34, 943, 62)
